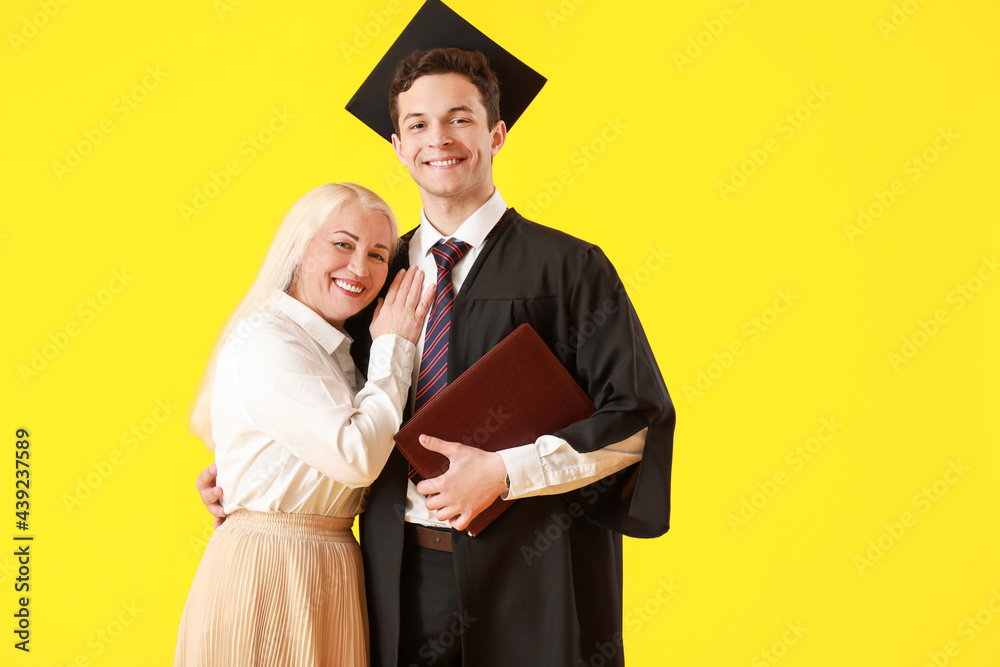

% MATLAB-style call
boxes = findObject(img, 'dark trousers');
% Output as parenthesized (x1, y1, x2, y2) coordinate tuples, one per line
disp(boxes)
(397, 531, 464, 667)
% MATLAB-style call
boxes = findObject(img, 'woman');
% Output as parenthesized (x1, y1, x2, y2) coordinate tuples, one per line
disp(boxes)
(175, 183, 431, 666)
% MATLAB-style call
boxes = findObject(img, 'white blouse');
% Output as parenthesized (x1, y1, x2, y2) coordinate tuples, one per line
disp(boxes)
(211, 291, 415, 518)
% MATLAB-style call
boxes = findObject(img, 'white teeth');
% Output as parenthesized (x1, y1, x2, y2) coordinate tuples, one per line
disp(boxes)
(334, 279, 363, 294)
(428, 159, 460, 166)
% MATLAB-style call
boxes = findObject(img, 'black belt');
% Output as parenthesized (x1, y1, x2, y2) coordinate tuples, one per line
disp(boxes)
(404, 523, 453, 553)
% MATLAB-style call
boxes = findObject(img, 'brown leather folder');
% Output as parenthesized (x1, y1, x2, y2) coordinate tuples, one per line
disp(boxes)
(394, 323, 597, 536)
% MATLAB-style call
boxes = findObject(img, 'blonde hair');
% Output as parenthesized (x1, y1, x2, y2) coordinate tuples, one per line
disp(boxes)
(189, 183, 399, 448)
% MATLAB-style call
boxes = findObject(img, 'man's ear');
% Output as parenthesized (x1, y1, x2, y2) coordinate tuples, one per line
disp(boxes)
(391, 133, 406, 164)
(490, 120, 507, 156)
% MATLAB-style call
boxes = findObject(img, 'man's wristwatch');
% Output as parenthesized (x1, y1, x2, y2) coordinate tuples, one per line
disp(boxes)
(503, 473, 510, 490)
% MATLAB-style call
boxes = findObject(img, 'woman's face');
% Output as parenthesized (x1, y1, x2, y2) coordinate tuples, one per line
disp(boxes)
(289, 201, 394, 329)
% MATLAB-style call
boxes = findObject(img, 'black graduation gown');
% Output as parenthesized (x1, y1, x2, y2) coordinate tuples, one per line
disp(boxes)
(346, 208, 675, 667)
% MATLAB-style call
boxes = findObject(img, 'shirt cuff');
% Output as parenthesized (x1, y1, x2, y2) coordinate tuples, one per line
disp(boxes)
(367, 334, 416, 383)
(497, 443, 543, 499)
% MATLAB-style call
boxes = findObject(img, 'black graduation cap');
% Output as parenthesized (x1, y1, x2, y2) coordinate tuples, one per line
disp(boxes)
(345, 0, 547, 142)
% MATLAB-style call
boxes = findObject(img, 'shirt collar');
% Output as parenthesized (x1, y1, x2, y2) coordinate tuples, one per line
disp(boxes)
(271, 290, 351, 356)
(417, 188, 507, 259)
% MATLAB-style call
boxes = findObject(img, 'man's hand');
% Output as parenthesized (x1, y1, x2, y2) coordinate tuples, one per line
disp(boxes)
(196, 462, 227, 528)
(414, 435, 508, 532)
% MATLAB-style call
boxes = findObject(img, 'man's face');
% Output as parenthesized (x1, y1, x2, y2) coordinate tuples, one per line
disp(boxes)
(391, 73, 505, 204)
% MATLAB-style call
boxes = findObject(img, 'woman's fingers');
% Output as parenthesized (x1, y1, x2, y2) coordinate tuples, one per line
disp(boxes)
(373, 267, 432, 343)
(415, 282, 436, 321)
(382, 269, 405, 306)
(404, 267, 425, 309)
(396, 265, 416, 299)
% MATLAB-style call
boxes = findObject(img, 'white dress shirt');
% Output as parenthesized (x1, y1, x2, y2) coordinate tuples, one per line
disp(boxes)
(212, 291, 415, 518)
(404, 189, 645, 527)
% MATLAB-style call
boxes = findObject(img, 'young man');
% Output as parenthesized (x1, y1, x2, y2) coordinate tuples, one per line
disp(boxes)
(198, 5, 674, 666)
(356, 46, 673, 667)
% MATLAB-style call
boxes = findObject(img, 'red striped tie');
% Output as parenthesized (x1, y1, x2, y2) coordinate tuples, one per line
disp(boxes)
(408, 239, 472, 485)
(414, 239, 472, 412)
(409, 239, 472, 484)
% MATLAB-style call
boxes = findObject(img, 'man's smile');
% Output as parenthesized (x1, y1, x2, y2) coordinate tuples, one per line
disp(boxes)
(424, 158, 465, 167)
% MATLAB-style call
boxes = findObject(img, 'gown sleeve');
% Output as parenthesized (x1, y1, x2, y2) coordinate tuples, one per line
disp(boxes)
(552, 245, 675, 537)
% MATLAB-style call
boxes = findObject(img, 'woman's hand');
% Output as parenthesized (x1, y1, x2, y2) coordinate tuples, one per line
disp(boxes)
(370, 266, 435, 344)
(196, 462, 227, 528)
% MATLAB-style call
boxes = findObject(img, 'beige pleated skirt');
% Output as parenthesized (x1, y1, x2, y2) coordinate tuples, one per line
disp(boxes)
(175, 509, 368, 666)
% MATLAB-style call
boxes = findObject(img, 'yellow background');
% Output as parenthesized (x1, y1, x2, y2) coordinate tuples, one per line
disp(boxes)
(3, 0, 999, 664)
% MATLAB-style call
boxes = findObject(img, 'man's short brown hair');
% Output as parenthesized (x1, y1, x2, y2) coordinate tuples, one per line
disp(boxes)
(389, 48, 501, 135)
